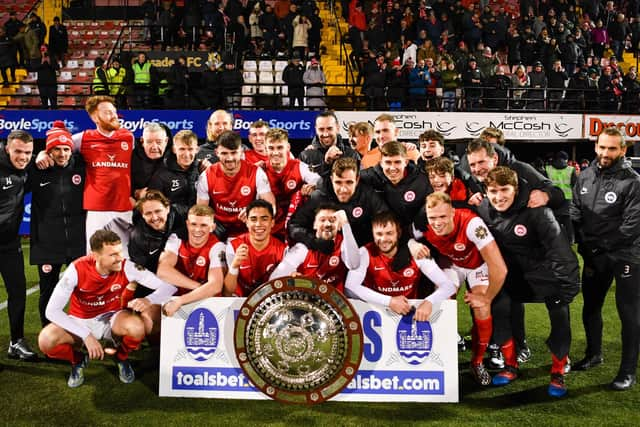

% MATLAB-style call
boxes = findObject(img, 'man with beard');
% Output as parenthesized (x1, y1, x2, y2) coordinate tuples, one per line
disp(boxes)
(1, 130, 37, 361)
(224, 200, 287, 297)
(570, 128, 640, 391)
(148, 130, 200, 218)
(410, 193, 508, 386)
(30, 122, 85, 327)
(35, 96, 135, 251)
(263, 128, 320, 240)
(270, 205, 359, 292)
(38, 230, 176, 388)
(158, 205, 225, 316)
(196, 131, 276, 240)
(476, 167, 579, 396)
(288, 157, 389, 248)
(196, 109, 233, 165)
(346, 212, 456, 321)
(299, 111, 360, 177)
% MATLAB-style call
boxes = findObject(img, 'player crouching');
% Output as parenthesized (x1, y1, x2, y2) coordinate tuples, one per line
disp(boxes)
(38, 230, 176, 388)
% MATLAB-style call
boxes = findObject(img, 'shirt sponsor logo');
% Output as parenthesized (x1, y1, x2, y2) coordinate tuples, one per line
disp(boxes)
(604, 191, 617, 203)
(39, 181, 51, 187)
(514, 224, 527, 237)
(404, 191, 416, 202)
(352, 207, 363, 218)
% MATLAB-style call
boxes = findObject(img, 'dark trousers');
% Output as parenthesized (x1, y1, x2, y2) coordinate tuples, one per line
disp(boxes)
(38, 263, 66, 327)
(582, 256, 640, 376)
(0, 242, 27, 342)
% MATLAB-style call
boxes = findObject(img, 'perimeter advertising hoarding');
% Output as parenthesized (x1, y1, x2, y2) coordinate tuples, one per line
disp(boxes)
(335, 111, 583, 141)
(0, 110, 317, 140)
(583, 114, 640, 141)
(159, 298, 459, 402)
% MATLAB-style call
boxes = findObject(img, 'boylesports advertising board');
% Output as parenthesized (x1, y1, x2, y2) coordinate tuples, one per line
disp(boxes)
(159, 298, 458, 402)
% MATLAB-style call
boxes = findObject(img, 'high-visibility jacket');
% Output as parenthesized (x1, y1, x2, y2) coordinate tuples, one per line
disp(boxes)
(545, 165, 575, 199)
(92, 67, 108, 93)
(107, 66, 127, 95)
(132, 62, 151, 85)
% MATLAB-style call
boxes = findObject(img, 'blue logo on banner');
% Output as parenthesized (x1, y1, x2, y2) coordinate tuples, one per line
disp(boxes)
(184, 308, 219, 361)
(395, 315, 433, 365)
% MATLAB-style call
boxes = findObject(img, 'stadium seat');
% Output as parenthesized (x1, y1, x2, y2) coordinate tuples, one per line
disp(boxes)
(243, 60, 257, 72)
(60, 71, 73, 81)
(258, 60, 273, 72)
(241, 96, 254, 107)
(82, 59, 95, 69)
(243, 71, 257, 83)
(274, 60, 288, 72)
(258, 71, 275, 94)
(67, 60, 80, 69)
(242, 85, 256, 96)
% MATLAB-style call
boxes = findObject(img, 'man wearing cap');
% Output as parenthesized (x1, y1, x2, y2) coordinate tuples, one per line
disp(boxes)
(282, 52, 306, 108)
(1, 130, 37, 360)
(30, 122, 86, 327)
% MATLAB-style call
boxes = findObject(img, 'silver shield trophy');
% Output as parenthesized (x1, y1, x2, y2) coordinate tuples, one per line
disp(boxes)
(234, 276, 363, 404)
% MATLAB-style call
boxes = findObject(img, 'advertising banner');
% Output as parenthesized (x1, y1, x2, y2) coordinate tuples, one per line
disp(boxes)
(583, 114, 640, 140)
(145, 51, 211, 72)
(334, 111, 583, 141)
(159, 298, 459, 402)
(0, 110, 317, 140)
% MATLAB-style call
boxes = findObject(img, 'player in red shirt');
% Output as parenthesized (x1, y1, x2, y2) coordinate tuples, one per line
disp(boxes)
(264, 128, 320, 240)
(38, 230, 176, 388)
(244, 120, 269, 166)
(196, 130, 276, 240)
(346, 212, 457, 321)
(158, 205, 226, 317)
(269, 205, 359, 292)
(411, 192, 508, 386)
(35, 95, 135, 252)
(224, 200, 287, 297)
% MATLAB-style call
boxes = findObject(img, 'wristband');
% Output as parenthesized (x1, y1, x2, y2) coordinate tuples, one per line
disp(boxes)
(229, 266, 239, 275)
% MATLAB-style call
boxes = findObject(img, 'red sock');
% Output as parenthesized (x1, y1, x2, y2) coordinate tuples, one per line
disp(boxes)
(501, 338, 518, 368)
(551, 353, 568, 375)
(116, 336, 143, 361)
(471, 316, 492, 365)
(47, 343, 83, 365)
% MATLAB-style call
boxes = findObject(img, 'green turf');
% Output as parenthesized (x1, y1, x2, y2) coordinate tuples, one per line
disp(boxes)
(0, 243, 638, 426)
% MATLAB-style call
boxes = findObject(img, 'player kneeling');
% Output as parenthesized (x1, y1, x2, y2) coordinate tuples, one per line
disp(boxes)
(38, 230, 176, 388)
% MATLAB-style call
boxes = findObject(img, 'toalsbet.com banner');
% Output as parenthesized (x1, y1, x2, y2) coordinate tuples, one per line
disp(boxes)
(0, 110, 317, 140)
(159, 298, 458, 402)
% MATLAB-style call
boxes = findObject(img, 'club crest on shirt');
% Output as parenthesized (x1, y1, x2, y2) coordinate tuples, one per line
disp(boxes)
(514, 224, 527, 237)
(395, 313, 433, 365)
(352, 206, 363, 218)
(403, 268, 415, 277)
(329, 256, 340, 267)
(454, 243, 466, 251)
(604, 192, 617, 204)
(195, 256, 207, 267)
(41, 264, 52, 274)
(72, 174, 82, 185)
(184, 308, 219, 361)
(240, 185, 251, 196)
(121, 141, 129, 151)
(475, 226, 488, 239)
(404, 191, 416, 202)
(110, 283, 122, 292)
(286, 179, 297, 190)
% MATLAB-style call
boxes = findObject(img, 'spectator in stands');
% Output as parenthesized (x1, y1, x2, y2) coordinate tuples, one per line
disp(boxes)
(591, 19, 608, 59)
(48, 17, 68, 69)
(386, 57, 407, 110)
(409, 58, 430, 110)
(599, 65, 623, 111)
(548, 60, 569, 111)
(566, 68, 589, 111)
(28, 13, 46, 46)
(559, 34, 582, 77)
(510, 64, 529, 109)
(158, 0, 178, 50)
(0, 27, 17, 87)
(440, 59, 460, 111)
(260, 4, 282, 55)
(401, 37, 418, 65)
(131, 52, 155, 108)
(487, 64, 511, 110)
(477, 46, 499, 80)
(168, 55, 190, 108)
(622, 67, 640, 113)
(141, 0, 157, 45)
(249, 3, 263, 42)
(609, 13, 631, 61)
(183, 0, 202, 51)
(527, 61, 547, 110)
(13, 22, 41, 71)
(463, 56, 483, 111)
(424, 57, 440, 111)
(349, 1, 367, 37)
(3, 11, 23, 67)
(107, 57, 128, 108)
(92, 57, 110, 96)
(36, 51, 58, 109)
(520, 25, 538, 66)
(292, 13, 312, 60)
(303, 57, 326, 108)
(363, 52, 388, 110)
(282, 51, 305, 108)
(220, 55, 243, 108)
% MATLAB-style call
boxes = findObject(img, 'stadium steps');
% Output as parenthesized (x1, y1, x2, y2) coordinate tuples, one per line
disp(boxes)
(318, 2, 356, 97)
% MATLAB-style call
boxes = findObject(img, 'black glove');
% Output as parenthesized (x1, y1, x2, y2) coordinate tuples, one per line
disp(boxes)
(309, 237, 334, 255)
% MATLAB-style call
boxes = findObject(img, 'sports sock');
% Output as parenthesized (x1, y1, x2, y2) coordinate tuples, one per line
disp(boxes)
(116, 335, 143, 361)
(551, 353, 568, 375)
(471, 316, 492, 365)
(47, 343, 83, 365)
(501, 337, 518, 368)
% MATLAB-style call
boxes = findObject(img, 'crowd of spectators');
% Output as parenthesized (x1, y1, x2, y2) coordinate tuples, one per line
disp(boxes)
(347, 0, 640, 112)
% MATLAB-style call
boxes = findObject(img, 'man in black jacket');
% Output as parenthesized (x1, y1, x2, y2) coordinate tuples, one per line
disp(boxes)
(131, 121, 170, 200)
(196, 109, 233, 165)
(29, 121, 85, 327)
(0, 130, 37, 360)
(570, 127, 640, 391)
(288, 157, 388, 249)
(282, 52, 305, 108)
(298, 111, 360, 177)
(477, 166, 579, 397)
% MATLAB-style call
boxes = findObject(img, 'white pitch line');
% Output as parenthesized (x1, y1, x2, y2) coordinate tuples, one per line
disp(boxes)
(0, 285, 39, 311)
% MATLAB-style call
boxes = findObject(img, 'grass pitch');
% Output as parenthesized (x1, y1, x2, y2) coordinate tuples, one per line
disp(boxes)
(0, 243, 638, 427)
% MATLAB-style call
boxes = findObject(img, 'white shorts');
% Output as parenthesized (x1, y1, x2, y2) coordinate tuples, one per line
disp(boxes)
(86, 210, 133, 254)
(443, 262, 489, 290)
(69, 310, 125, 343)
